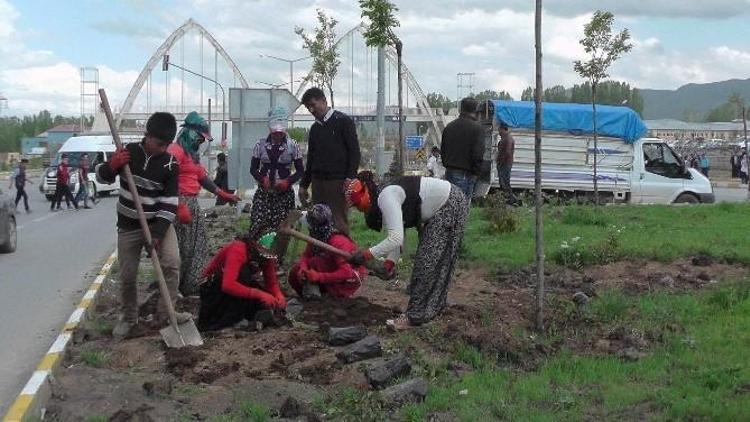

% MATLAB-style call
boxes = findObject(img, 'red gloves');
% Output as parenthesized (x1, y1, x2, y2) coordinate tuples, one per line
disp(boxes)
(261, 176, 271, 190)
(274, 178, 290, 192)
(256, 291, 277, 308)
(304, 269, 322, 283)
(349, 249, 374, 266)
(109, 149, 130, 171)
(177, 202, 192, 224)
(217, 189, 240, 203)
(275, 295, 287, 309)
(383, 260, 396, 280)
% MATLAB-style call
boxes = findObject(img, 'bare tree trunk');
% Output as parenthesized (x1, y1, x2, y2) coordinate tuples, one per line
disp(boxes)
(592, 83, 598, 205)
(396, 40, 405, 176)
(328, 83, 335, 108)
(534, 0, 545, 332)
(744, 107, 749, 200)
(376, 46, 386, 177)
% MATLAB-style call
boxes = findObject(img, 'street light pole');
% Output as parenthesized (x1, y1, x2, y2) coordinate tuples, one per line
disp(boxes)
(259, 54, 310, 128)
(163, 56, 227, 171)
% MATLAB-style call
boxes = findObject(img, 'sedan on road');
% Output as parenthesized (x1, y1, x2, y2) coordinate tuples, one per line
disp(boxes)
(0, 187, 17, 253)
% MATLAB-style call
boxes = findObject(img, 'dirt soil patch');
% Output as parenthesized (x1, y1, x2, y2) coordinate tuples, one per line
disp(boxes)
(46, 212, 750, 420)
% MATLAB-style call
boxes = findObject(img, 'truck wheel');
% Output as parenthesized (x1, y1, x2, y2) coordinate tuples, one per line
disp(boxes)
(0, 216, 17, 253)
(674, 193, 699, 204)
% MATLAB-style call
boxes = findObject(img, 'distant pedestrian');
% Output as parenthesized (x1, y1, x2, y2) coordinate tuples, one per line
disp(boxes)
(441, 97, 484, 201)
(169, 111, 241, 295)
(731, 150, 741, 179)
(699, 153, 710, 177)
(9, 158, 31, 213)
(74, 153, 95, 209)
(249, 105, 304, 238)
(96, 112, 192, 339)
(496, 122, 518, 205)
(213, 152, 234, 206)
(741, 150, 749, 184)
(50, 154, 78, 211)
(299, 87, 361, 235)
(426, 146, 445, 179)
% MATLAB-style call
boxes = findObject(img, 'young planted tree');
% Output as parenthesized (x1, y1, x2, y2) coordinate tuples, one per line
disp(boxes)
(360, 0, 404, 175)
(295, 9, 341, 107)
(573, 10, 632, 205)
(534, 0, 545, 331)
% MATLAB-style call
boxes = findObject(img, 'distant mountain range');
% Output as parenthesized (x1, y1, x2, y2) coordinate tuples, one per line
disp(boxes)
(640, 78, 750, 121)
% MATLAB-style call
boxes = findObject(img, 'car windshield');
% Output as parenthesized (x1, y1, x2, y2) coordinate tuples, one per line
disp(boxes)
(52, 151, 104, 168)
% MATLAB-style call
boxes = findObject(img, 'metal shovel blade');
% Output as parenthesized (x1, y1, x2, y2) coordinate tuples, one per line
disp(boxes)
(159, 320, 204, 348)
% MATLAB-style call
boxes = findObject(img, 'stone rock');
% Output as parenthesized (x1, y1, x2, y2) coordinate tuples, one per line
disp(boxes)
(572, 291, 589, 306)
(234, 319, 251, 330)
(381, 378, 429, 405)
(328, 326, 368, 346)
(286, 298, 304, 319)
(241, 203, 252, 213)
(659, 275, 675, 288)
(336, 336, 382, 363)
(697, 272, 711, 281)
(692, 255, 714, 267)
(366, 355, 412, 389)
(142, 379, 173, 397)
(279, 396, 303, 418)
(302, 282, 322, 300)
(617, 347, 647, 362)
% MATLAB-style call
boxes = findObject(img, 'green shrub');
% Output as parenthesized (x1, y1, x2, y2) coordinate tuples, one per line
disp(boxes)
(481, 192, 520, 234)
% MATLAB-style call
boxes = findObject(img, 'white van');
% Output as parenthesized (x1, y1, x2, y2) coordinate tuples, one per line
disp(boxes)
(41, 134, 140, 200)
(484, 101, 714, 204)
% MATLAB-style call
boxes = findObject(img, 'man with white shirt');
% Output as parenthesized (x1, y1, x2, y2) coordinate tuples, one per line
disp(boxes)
(426, 146, 445, 179)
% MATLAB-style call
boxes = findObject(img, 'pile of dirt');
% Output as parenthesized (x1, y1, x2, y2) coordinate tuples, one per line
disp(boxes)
(45, 255, 747, 420)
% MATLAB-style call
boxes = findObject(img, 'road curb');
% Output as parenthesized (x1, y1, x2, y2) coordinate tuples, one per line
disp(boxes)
(2, 251, 117, 422)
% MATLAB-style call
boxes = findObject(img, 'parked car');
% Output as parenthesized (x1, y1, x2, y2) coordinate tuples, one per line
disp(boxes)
(0, 187, 17, 253)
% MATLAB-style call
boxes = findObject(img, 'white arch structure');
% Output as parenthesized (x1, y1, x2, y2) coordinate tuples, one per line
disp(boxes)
(117, 18, 250, 128)
(295, 24, 444, 142)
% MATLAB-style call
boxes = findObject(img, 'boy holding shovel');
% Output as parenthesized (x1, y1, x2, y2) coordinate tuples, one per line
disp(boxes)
(96, 112, 193, 339)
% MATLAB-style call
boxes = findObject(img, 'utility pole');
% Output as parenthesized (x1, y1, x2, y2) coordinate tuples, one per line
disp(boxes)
(376, 46, 386, 176)
(259, 54, 311, 128)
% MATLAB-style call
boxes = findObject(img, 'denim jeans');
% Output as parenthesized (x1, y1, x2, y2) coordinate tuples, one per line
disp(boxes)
(497, 163, 518, 204)
(445, 169, 476, 201)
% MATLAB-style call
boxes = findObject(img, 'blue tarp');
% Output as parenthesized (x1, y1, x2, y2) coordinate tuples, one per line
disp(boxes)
(492, 100, 648, 144)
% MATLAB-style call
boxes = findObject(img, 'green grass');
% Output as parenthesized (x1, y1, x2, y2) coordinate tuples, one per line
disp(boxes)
(79, 349, 109, 368)
(348, 203, 750, 269)
(209, 400, 271, 422)
(402, 282, 750, 421)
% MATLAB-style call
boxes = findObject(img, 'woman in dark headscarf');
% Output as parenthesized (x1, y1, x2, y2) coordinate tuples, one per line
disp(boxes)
(198, 231, 286, 331)
(288, 204, 365, 299)
(345, 171, 469, 330)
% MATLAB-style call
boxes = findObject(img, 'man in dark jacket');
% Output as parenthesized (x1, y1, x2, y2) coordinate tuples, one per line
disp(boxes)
(441, 97, 483, 201)
(97, 111, 192, 340)
(299, 87, 361, 234)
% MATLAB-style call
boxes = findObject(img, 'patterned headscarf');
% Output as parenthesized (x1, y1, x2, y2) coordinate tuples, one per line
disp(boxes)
(307, 204, 334, 254)
(268, 105, 289, 133)
(177, 111, 211, 162)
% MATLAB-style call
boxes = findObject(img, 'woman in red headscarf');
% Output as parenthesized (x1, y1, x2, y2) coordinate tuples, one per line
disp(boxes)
(288, 204, 365, 299)
(345, 171, 469, 330)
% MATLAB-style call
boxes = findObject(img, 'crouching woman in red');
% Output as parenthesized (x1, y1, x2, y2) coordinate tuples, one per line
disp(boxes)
(198, 234, 286, 331)
(289, 204, 366, 299)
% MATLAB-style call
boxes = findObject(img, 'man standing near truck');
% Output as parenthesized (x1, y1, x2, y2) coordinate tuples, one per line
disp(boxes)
(441, 97, 484, 201)
(496, 122, 518, 205)
(50, 154, 78, 211)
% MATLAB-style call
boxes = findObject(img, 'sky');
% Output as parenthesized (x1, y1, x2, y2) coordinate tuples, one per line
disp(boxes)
(2, 0, 750, 116)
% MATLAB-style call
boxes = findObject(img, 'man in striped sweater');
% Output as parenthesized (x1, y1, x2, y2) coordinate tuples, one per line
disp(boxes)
(96, 112, 192, 339)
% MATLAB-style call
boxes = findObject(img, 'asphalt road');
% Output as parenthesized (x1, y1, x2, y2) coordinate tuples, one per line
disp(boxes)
(0, 191, 117, 415)
(714, 187, 749, 203)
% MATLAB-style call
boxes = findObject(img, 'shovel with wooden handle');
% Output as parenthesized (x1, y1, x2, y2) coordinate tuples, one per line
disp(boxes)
(273, 210, 393, 280)
(98, 89, 203, 348)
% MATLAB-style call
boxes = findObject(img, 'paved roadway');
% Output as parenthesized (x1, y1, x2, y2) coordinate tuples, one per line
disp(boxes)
(714, 187, 748, 203)
(0, 191, 117, 415)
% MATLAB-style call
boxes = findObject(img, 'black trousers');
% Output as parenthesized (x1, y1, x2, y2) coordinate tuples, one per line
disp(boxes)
(15, 187, 29, 211)
(51, 183, 76, 210)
